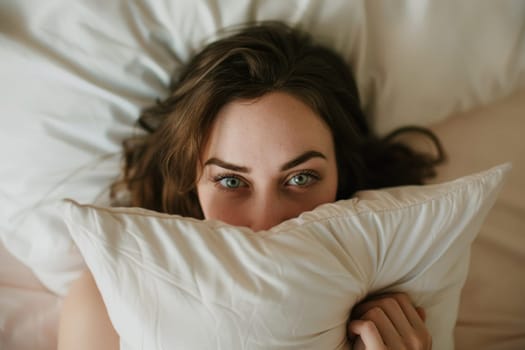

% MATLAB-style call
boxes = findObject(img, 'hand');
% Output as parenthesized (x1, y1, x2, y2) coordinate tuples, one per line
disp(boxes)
(348, 293, 431, 350)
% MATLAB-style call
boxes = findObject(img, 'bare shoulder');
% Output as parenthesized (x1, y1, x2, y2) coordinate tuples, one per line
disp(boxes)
(57, 270, 119, 350)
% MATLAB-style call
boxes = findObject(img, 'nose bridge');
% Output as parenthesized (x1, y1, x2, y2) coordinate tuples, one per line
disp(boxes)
(250, 189, 288, 231)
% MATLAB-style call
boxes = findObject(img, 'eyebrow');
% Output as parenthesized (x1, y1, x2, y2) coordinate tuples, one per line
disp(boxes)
(203, 150, 327, 173)
(203, 158, 250, 173)
(280, 150, 327, 171)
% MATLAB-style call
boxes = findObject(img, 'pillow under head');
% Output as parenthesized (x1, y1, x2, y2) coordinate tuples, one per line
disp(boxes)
(63, 164, 510, 350)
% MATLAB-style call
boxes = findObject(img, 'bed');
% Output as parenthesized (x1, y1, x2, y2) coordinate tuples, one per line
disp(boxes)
(1, 1, 524, 349)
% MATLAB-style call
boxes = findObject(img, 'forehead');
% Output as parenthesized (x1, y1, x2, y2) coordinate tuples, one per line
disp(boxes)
(202, 92, 334, 162)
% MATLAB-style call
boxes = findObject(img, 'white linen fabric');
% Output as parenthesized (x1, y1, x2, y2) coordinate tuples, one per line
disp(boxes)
(64, 164, 509, 350)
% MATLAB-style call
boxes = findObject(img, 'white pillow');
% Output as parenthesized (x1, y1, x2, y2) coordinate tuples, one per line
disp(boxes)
(2, 0, 524, 296)
(63, 164, 510, 350)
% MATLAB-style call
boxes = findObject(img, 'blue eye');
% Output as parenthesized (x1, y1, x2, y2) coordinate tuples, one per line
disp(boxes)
(217, 176, 246, 189)
(286, 172, 317, 187)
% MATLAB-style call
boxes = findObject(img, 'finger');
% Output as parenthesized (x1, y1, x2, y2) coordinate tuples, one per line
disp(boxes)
(348, 319, 387, 350)
(353, 293, 426, 328)
(353, 297, 413, 342)
(351, 292, 397, 318)
(352, 336, 366, 350)
(391, 294, 427, 330)
(351, 294, 432, 348)
(416, 307, 426, 322)
(366, 307, 407, 347)
(390, 294, 432, 349)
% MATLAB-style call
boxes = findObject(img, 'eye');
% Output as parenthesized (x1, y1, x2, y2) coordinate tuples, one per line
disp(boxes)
(286, 171, 319, 187)
(215, 175, 247, 190)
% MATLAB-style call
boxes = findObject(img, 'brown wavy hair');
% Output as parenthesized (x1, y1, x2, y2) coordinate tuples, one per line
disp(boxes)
(112, 22, 445, 218)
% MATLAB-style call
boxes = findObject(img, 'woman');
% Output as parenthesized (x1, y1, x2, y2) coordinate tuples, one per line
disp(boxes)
(58, 22, 441, 349)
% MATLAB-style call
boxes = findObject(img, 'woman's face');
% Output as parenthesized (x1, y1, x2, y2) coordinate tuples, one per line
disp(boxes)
(196, 92, 338, 231)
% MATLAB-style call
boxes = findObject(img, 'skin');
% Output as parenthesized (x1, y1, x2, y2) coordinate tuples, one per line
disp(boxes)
(57, 92, 431, 349)
(196, 92, 338, 231)
(350, 293, 431, 350)
(57, 271, 118, 350)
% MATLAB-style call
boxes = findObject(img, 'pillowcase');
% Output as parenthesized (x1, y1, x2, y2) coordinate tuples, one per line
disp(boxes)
(63, 164, 510, 350)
